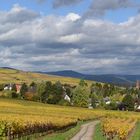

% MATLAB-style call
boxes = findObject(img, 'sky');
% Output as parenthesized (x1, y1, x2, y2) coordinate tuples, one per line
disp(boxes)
(0, 0, 140, 74)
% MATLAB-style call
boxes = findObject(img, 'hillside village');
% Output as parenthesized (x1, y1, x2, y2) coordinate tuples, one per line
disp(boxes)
(0, 78, 140, 111)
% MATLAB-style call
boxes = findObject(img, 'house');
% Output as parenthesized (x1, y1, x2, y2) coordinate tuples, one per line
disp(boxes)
(15, 84, 22, 93)
(4, 86, 9, 90)
(104, 97, 111, 105)
(136, 80, 140, 89)
(106, 101, 111, 105)
(64, 94, 71, 102)
(136, 105, 140, 112)
(63, 86, 71, 102)
(4, 83, 13, 91)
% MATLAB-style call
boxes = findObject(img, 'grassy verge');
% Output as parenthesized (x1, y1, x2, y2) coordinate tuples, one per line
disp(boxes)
(43, 121, 83, 140)
(18, 121, 86, 140)
(93, 123, 106, 140)
(130, 122, 140, 140)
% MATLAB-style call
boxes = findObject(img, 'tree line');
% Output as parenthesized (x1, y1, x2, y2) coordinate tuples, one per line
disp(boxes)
(0, 80, 140, 111)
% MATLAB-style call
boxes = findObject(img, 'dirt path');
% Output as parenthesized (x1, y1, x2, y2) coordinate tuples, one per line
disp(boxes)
(71, 120, 100, 140)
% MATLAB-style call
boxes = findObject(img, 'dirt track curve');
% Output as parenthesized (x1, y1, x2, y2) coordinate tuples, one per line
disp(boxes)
(71, 120, 100, 140)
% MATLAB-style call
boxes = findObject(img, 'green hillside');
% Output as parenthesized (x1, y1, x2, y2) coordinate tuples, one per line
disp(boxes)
(0, 68, 92, 85)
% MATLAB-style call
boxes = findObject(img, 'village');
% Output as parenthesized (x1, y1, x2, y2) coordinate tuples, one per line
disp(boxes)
(0, 80, 140, 112)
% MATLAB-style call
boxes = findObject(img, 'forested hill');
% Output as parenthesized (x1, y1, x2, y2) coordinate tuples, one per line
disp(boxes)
(43, 70, 140, 86)
(1, 67, 140, 86)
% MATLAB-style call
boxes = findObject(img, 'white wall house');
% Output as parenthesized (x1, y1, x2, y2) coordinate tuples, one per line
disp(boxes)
(4, 84, 13, 91)
(64, 94, 71, 102)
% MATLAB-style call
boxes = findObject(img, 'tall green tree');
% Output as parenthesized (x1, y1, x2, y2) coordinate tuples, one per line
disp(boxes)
(91, 93, 98, 108)
(72, 85, 89, 108)
(12, 84, 17, 92)
(122, 94, 135, 111)
(30, 81, 37, 87)
(0, 84, 4, 91)
(20, 83, 28, 98)
(37, 82, 47, 102)
(47, 81, 63, 104)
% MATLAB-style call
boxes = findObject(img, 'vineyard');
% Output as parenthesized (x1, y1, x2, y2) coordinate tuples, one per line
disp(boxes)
(0, 98, 140, 139)
(102, 118, 136, 140)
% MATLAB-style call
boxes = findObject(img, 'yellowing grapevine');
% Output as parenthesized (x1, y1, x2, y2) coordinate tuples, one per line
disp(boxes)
(0, 99, 103, 139)
(0, 99, 140, 139)
(101, 118, 136, 140)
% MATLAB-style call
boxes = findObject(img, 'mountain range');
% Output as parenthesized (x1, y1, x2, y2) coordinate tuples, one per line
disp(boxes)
(42, 70, 140, 86)
(1, 67, 139, 86)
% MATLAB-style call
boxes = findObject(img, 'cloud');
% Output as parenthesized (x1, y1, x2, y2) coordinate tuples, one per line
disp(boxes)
(53, 0, 83, 8)
(85, 0, 139, 17)
(1, 5, 140, 74)
(0, 4, 39, 24)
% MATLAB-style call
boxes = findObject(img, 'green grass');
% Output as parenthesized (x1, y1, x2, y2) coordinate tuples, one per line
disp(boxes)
(130, 122, 140, 140)
(44, 125, 80, 140)
(93, 123, 106, 140)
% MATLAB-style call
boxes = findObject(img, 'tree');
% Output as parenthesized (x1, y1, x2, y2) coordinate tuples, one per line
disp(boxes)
(12, 84, 17, 92)
(30, 81, 37, 87)
(72, 85, 89, 108)
(90, 82, 103, 100)
(0, 84, 4, 91)
(63, 84, 73, 98)
(109, 84, 116, 96)
(122, 94, 135, 111)
(20, 83, 28, 98)
(47, 81, 63, 104)
(102, 83, 110, 97)
(65, 88, 72, 98)
(79, 79, 88, 87)
(37, 82, 47, 102)
(91, 93, 98, 108)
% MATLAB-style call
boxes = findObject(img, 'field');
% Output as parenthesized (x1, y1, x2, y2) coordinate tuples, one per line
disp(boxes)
(0, 98, 140, 139)
(0, 68, 92, 85)
(0, 68, 140, 139)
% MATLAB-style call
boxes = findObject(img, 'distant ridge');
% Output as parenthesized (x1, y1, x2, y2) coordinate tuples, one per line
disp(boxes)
(0, 68, 83, 85)
(1, 67, 139, 86)
(0, 67, 17, 70)
(42, 70, 140, 86)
